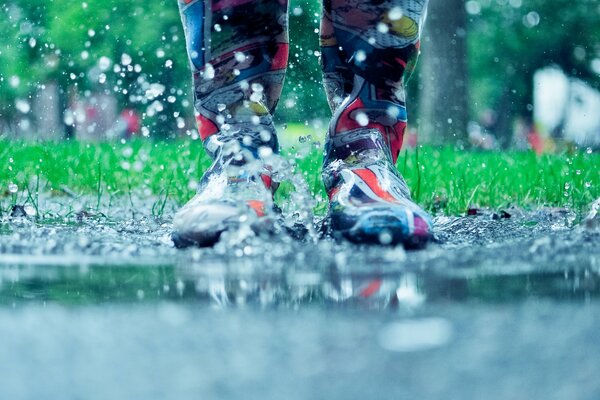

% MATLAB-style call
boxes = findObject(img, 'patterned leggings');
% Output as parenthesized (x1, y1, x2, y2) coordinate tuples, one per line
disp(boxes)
(178, 0, 428, 163)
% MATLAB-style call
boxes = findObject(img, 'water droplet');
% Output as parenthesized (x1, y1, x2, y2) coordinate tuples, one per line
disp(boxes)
(251, 83, 264, 93)
(356, 112, 369, 127)
(378, 230, 393, 245)
(377, 22, 389, 33)
(98, 56, 112, 71)
(203, 63, 215, 80)
(9, 76, 20, 88)
(388, 6, 403, 20)
(234, 52, 246, 63)
(284, 99, 296, 109)
(355, 50, 367, 63)
(24, 205, 36, 217)
(250, 92, 262, 102)
(121, 53, 132, 66)
(259, 130, 272, 142)
(387, 106, 400, 118)
(8, 183, 18, 194)
(15, 99, 30, 114)
(242, 136, 253, 146)
(258, 146, 273, 158)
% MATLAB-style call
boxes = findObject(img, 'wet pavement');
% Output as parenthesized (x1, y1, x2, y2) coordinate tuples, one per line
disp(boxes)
(0, 198, 599, 399)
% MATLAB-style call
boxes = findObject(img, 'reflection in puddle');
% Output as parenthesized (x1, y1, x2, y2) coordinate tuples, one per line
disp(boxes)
(0, 260, 598, 307)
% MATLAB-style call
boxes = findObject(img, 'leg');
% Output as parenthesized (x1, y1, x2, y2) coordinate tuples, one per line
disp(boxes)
(319, 0, 354, 113)
(321, 0, 432, 247)
(178, 0, 288, 158)
(322, 0, 427, 163)
(173, 0, 289, 247)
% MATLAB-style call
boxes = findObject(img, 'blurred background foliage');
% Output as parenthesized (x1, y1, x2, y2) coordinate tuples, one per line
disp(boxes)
(465, 0, 600, 147)
(0, 0, 599, 145)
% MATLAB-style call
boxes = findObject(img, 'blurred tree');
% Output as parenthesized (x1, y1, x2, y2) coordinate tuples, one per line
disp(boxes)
(0, 0, 327, 138)
(468, 0, 600, 147)
(419, 0, 469, 146)
(43, 0, 190, 138)
(0, 0, 190, 138)
(2, 0, 598, 145)
(0, 1, 48, 129)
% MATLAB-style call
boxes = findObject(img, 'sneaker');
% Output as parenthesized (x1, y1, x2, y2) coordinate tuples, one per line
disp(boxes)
(323, 128, 433, 247)
(172, 124, 278, 248)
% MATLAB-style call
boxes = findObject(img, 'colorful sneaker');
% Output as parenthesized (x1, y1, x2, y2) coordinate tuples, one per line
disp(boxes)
(172, 124, 279, 248)
(323, 128, 433, 247)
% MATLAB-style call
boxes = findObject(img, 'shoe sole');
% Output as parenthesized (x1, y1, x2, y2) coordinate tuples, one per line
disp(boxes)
(172, 199, 276, 249)
(172, 230, 224, 249)
(330, 210, 432, 249)
(172, 216, 280, 249)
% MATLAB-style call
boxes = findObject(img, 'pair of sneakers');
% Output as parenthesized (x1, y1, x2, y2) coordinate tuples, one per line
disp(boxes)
(172, 124, 433, 248)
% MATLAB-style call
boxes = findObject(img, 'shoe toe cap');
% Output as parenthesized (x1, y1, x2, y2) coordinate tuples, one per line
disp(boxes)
(172, 203, 243, 247)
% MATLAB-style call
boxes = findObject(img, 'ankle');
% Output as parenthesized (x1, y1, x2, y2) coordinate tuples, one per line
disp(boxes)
(324, 128, 395, 167)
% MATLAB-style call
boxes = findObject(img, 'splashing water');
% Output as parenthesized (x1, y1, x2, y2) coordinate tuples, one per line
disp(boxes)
(264, 152, 318, 242)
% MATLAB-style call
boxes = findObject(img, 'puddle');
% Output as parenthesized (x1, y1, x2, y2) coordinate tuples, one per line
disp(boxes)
(377, 318, 454, 352)
(0, 257, 599, 307)
(0, 203, 599, 400)
(0, 203, 599, 307)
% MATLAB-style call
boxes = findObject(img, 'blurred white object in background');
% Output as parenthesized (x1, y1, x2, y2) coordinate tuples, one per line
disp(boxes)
(534, 66, 600, 147)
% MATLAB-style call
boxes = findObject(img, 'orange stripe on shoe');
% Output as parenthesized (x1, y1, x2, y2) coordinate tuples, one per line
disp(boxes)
(196, 114, 219, 140)
(246, 200, 266, 217)
(353, 169, 399, 204)
(260, 174, 273, 190)
(327, 187, 340, 201)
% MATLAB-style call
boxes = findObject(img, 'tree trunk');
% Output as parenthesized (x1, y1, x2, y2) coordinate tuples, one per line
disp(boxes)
(418, 0, 469, 146)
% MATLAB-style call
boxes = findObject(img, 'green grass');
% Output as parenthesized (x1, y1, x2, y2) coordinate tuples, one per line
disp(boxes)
(0, 132, 598, 217)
